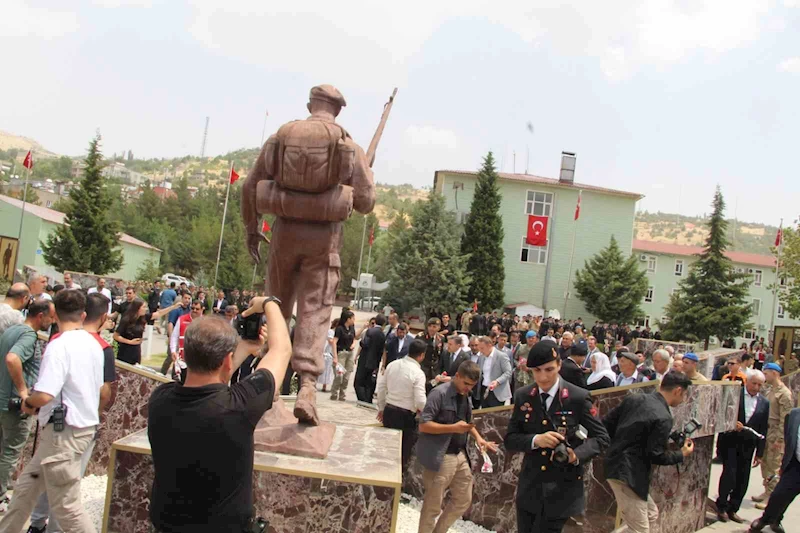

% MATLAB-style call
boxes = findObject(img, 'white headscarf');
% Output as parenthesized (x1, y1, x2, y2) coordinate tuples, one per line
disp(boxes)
(587, 352, 617, 386)
(459, 334, 471, 355)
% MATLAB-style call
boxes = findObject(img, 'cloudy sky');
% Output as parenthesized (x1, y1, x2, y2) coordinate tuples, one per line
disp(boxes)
(2, 0, 799, 226)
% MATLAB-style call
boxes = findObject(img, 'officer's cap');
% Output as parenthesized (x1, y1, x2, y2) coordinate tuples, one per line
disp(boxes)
(309, 84, 347, 107)
(527, 340, 559, 368)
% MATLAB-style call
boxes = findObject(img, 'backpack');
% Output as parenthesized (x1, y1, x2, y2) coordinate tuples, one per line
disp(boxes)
(265, 120, 355, 193)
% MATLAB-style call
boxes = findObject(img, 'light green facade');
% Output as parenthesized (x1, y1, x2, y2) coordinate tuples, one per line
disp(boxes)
(634, 247, 800, 347)
(0, 198, 160, 280)
(434, 171, 641, 322)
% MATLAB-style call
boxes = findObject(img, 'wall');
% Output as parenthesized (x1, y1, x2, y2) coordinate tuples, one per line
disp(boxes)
(0, 205, 42, 268)
(436, 171, 639, 320)
(116, 241, 160, 280)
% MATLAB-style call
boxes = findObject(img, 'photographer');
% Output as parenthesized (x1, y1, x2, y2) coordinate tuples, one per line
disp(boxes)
(603, 372, 695, 533)
(0, 290, 105, 533)
(0, 299, 54, 510)
(148, 296, 292, 533)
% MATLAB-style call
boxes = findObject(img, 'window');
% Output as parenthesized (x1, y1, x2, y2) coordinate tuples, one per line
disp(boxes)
(752, 298, 761, 316)
(647, 256, 657, 273)
(743, 329, 757, 340)
(780, 276, 787, 287)
(635, 316, 651, 328)
(458, 212, 469, 224)
(753, 269, 763, 287)
(674, 259, 684, 276)
(778, 303, 785, 319)
(520, 237, 547, 265)
(645, 286, 654, 303)
(660, 316, 669, 324)
(525, 191, 554, 216)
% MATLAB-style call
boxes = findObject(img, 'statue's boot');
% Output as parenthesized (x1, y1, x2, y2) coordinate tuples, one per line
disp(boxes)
(294, 374, 320, 426)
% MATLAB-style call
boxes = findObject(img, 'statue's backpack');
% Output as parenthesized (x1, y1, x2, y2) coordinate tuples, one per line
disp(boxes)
(265, 120, 355, 194)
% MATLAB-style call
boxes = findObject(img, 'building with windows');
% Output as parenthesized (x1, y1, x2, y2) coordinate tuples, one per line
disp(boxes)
(632, 240, 797, 347)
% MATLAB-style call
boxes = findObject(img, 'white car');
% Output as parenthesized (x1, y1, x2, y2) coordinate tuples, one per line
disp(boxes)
(161, 273, 193, 288)
(349, 296, 382, 311)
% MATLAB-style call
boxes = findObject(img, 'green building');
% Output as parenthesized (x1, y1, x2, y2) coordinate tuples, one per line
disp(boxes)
(632, 239, 798, 347)
(0, 194, 161, 280)
(434, 167, 643, 321)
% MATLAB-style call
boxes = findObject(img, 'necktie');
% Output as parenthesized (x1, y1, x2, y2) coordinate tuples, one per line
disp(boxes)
(540, 392, 549, 410)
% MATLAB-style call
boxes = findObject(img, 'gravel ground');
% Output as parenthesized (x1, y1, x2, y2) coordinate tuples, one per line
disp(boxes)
(81, 477, 495, 533)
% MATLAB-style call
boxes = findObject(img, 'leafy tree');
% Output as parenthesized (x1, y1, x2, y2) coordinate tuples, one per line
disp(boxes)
(136, 259, 162, 283)
(777, 224, 800, 319)
(9, 184, 41, 206)
(383, 194, 470, 318)
(339, 212, 379, 295)
(42, 135, 124, 274)
(661, 187, 751, 348)
(374, 209, 410, 281)
(461, 152, 504, 311)
(573, 236, 648, 323)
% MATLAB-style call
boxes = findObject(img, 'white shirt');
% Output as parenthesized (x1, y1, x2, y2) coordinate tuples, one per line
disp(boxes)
(744, 392, 758, 423)
(542, 335, 557, 343)
(34, 329, 104, 428)
(532, 378, 561, 449)
(376, 356, 427, 413)
(214, 299, 225, 311)
(617, 370, 639, 387)
(396, 335, 408, 355)
(87, 287, 113, 313)
(0, 303, 24, 337)
(64, 283, 81, 290)
(482, 351, 494, 386)
(32, 293, 52, 301)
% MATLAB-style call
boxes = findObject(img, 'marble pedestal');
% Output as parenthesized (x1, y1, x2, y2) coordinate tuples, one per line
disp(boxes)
(103, 425, 402, 533)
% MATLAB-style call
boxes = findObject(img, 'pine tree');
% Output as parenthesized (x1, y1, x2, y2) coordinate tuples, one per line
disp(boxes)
(383, 194, 470, 318)
(573, 235, 648, 323)
(778, 225, 800, 318)
(661, 187, 751, 348)
(461, 152, 504, 310)
(42, 135, 124, 274)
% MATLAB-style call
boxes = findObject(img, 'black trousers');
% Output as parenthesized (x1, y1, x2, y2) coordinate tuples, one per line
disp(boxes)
(716, 435, 755, 513)
(354, 359, 376, 403)
(517, 506, 568, 533)
(762, 457, 800, 524)
(382, 403, 418, 473)
(480, 385, 504, 408)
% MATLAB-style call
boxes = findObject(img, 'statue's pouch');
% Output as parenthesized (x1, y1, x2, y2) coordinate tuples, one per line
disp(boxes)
(256, 181, 354, 222)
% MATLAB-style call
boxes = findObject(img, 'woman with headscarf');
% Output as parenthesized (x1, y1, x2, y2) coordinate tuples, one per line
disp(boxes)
(587, 352, 617, 390)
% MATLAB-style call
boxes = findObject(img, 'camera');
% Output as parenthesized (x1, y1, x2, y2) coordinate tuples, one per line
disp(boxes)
(669, 417, 702, 447)
(235, 312, 266, 341)
(552, 424, 588, 464)
(8, 397, 22, 412)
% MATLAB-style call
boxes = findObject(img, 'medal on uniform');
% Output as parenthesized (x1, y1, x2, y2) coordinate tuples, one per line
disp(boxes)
(558, 424, 567, 436)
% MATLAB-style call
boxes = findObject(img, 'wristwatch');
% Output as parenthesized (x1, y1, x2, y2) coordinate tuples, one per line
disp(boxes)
(260, 296, 282, 310)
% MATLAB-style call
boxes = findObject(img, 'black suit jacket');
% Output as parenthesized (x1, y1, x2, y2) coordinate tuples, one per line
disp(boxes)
(781, 408, 800, 473)
(560, 358, 587, 389)
(212, 298, 228, 314)
(732, 391, 770, 458)
(505, 379, 610, 517)
(384, 334, 411, 365)
(441, 350, 470, 377)
(360, 326, 386, 370)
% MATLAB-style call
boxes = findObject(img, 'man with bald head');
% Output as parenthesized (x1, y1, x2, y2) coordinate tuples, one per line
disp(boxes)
(0, 283, 29, 336)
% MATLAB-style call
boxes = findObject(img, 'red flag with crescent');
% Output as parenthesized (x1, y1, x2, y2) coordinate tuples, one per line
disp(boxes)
(526, 215, 548, 246)
(22, 150, 33, 170)
(229, 166, 239, 184)
(262, 220, 270, 233)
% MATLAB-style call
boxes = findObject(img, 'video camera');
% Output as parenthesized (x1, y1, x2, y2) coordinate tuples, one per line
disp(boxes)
(669, 418, 702, 447)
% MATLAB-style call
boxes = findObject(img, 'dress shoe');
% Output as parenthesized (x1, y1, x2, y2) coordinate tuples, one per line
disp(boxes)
(728, 512, 746, 524)
(749, 517, 766, 532)
(752, 491, 768, 503)
(717, 512, 729, 523)
(755, 502, 768, 510)
(770, 523, 785, 533)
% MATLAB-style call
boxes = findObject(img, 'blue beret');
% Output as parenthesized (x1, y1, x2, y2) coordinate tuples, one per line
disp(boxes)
(526, 330, 537, 338)
(764, 362, 782, 372)
(683, 352, 699, 362)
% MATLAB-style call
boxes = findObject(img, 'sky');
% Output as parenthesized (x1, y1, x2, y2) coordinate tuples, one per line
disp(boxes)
(2, 0, 799, 226)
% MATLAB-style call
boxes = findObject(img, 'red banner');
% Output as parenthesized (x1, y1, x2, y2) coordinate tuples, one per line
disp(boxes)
(229, 166, 239, 184)
(526, 215, 548, 246)
(22, 150, 33, 170)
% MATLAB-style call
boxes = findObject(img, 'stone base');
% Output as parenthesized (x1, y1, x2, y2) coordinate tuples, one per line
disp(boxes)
(254, 399, 336, 459)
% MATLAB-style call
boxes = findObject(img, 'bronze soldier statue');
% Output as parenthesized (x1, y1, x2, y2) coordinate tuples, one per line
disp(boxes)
(242, 85, 376, 425)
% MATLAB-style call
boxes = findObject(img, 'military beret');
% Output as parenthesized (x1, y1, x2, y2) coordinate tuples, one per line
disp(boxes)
(526, 330, 537, 339)
(309, 84, 347, 107)
(683, 352, 699, 362)
(764, 362, 782, 372)
(527, 340, 559, 368)
(570, 344, 588, 357)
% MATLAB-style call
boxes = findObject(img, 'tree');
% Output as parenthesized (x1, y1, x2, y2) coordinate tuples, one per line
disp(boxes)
(136, 259, 162, 282)
(777, 224, 800, 318)
(661, 187, 751, 348)
(9, 184, 41, 206)
(573, 236, 648, 323)
(383, 194, 470, 318)
(42, 135, 124, 275)
(373, 209, 410, 281)
(461, 152, 505, 311)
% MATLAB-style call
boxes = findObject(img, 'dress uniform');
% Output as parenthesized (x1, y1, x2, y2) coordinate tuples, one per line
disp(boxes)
(505, 341, 610, 533)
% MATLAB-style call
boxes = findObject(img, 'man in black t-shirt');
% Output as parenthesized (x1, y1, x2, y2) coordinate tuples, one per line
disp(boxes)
(148, 297, 292, 533)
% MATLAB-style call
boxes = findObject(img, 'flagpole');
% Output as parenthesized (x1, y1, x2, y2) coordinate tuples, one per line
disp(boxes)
(366, 232, 374, 306)
(770, 218, 783, 335)
(251, 109, 269, 290)
(563, 190, 582, 317)
(13, 152, 33, 276)
(354, 215, 367, 307)
(213, 162, 233, 289)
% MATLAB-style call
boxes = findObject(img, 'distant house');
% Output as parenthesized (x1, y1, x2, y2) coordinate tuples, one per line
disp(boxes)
(0, 194, 161, 280)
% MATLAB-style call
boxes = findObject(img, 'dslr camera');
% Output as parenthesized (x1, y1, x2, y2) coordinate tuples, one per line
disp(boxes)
(669, 417, 702, 447)
(8, 397, 22, 412)
(553, 424, 588, 464)
(235, 313, 266, 341)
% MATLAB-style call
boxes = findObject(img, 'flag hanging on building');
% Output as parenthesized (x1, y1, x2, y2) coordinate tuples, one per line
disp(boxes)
(574, 190, 582, 221)
(22, 150, 33, 170)
(229, 166, 239, 184)
(775, 225, 782, 247)
(369, 226, 375, 246)
(262, 219, 270, 233)
(526, 215, 548, 247)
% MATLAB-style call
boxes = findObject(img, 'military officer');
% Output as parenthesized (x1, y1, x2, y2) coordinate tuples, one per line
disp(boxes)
(505, 340, 610, 533)
(754, 362, 795, 509)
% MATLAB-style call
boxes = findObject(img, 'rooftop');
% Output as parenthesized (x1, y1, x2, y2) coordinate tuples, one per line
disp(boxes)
(632, 239, 775, 268)
(435, 169, 644, 199)
(0, 194, 161, 252)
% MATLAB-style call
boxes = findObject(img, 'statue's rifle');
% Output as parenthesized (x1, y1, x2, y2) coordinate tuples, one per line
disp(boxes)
(366, 88, 398, 168)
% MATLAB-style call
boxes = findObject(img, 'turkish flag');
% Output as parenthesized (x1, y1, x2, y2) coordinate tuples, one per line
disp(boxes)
(775, 227, 782, 247)
(262, 219, 270, 233)
(526, 215, 548, 246)
(229, 166, 239, 184)
(369, 226, 375, 246)
(22, 150, 33, 170)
